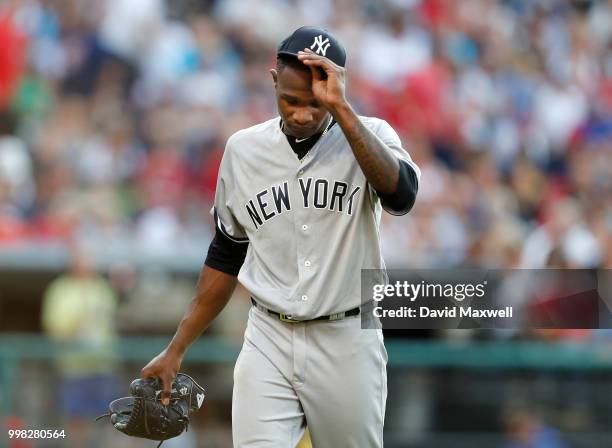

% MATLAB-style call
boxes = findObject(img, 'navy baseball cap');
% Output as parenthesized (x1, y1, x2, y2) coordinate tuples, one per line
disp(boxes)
(277, 26, 346, 67)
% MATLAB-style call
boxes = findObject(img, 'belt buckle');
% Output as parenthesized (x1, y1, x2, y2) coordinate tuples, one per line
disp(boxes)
(279, 314, 300, 323)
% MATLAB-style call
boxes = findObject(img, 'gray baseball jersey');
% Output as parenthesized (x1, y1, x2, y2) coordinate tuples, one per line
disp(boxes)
(213, 115, 420, 320)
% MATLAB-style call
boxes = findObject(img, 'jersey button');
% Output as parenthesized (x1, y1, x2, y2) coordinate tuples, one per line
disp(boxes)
(301, 295, 308, 301)
(304, 260, 311, 267)
(302, 225, 308, 231)
(298, 170, 304, 175)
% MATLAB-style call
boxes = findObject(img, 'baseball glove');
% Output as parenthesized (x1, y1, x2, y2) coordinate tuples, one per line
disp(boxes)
(97, 373, 206, 447)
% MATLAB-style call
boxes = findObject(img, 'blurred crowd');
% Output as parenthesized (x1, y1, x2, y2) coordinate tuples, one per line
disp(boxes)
(0, 0, 610, 269)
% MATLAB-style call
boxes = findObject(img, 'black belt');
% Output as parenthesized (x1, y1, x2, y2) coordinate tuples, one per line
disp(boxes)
(251, 298, 360, 323)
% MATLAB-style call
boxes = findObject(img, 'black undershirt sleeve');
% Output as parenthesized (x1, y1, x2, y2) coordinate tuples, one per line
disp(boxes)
(376, 160, 419, 215)
(204, 226, 249, 276)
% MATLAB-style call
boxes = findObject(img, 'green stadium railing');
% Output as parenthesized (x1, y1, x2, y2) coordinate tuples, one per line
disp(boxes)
(2, 334, 612, 414)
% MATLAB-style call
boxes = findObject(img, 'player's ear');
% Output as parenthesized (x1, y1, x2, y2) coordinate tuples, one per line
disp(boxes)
(270, 68, 278, 87)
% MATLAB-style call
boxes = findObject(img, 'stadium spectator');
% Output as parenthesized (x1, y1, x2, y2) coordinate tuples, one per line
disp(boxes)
(41, 245, 119, 448)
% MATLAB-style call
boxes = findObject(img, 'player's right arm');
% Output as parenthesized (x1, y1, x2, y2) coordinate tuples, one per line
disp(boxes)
(141, 221, 248, 403)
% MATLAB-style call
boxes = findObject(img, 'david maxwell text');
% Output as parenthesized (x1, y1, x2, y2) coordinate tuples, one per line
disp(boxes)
(373, 305, 514, 319)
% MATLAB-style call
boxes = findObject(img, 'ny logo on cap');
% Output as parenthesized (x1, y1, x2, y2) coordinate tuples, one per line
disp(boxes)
(310, 35, 331, 56)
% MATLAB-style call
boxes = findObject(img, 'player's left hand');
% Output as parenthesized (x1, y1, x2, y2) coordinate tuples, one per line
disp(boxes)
(297, 48, 347, 112)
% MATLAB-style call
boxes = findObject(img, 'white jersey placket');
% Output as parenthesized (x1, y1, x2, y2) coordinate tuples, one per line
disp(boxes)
(293, 147, 315, 316)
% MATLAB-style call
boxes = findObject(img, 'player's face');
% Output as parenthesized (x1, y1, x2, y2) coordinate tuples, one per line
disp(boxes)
(272, 65, 330, 139)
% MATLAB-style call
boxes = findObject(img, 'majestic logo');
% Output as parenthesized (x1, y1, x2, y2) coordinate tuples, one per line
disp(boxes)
(197, 393, 205, 408)
(310, 35, 331, 56)
(179, 387, 188, 395)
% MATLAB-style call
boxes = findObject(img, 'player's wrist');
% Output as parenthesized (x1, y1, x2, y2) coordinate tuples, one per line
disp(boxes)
(166, 341, 187, 358)
(328, 99, 355, 123)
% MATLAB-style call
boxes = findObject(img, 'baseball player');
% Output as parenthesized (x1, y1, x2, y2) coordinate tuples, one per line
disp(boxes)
(142, 26, 420, 447)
